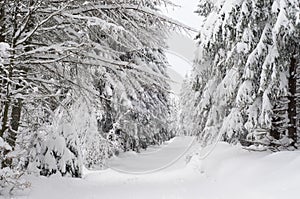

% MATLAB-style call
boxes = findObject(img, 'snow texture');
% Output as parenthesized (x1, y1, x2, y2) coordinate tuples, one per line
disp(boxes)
(11, 137, 300, 199)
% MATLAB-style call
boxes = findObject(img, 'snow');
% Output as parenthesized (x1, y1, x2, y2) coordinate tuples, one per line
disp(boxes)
(236, 80, 255, 106)
(0, 137, 12, 151)
(215, 68, 240, 106)
(0, 42, 10, 64)
(219, 108, 244, 140)
(11, 137, 300, 199)
(107, 136, 196, 173)
(236, 42, 249, 53)
(260, 88, 273, 127)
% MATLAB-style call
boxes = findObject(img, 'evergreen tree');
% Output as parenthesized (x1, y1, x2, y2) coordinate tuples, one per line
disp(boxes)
(183, 0, 300, 149)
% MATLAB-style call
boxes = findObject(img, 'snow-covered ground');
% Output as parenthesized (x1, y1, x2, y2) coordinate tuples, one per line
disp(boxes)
(107, 136, 196, 173)
(9, 137, 300, 199)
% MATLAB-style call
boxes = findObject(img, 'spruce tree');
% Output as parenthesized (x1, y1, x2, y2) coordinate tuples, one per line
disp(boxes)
(184, 0, 300, 149)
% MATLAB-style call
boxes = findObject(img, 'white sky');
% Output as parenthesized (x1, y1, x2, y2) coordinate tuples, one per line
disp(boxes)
(166, 50, 193, 76)
(162, 0, 200, 31)
(162, 0, 199, 78)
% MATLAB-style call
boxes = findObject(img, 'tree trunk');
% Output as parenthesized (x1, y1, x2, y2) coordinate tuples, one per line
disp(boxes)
(0, 1, 26, 168)
(0, 0, 7, 137)
(296, 52, 300, 146)
(0, 65, 12, 141)
(287, 51, 297, 147)
(0, 0, 5, 42)
(8, 92, 23, 147)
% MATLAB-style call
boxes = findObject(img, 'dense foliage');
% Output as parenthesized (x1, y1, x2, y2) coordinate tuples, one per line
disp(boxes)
(180, 0, 300, 150)
(0, 0, 186, 192)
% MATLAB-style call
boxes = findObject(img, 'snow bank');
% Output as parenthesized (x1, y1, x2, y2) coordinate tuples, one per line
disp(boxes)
(188, 142, 300, 199)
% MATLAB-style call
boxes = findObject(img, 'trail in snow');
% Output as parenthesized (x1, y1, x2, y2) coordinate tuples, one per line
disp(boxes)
(107, 136, 197, 173)
(11, 138, 300, 199)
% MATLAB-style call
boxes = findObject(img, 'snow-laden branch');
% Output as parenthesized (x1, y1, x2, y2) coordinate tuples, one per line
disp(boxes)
(69, 3, 197, 32)
(15, 2, 73, 46)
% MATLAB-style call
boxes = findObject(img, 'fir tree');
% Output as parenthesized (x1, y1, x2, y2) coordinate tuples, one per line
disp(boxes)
(184, 0, 300, 149)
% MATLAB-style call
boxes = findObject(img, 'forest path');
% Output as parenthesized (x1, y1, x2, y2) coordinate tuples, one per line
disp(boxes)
(26, 139, 300, 199)
(107, 136, 197, 174)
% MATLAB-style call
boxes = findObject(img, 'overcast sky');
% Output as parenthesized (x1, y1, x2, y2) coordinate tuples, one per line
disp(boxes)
(162, 0, 200, 30)
(162, 0, 200, 77)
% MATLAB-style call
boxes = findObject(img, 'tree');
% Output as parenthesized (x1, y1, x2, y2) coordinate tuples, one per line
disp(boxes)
(184, 0, 300, 149)
(1, 0, 189, 182)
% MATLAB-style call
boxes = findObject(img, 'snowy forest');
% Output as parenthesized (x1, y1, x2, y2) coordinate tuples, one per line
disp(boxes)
(0, 0, 299, 198)
(179, 0, 300, 149)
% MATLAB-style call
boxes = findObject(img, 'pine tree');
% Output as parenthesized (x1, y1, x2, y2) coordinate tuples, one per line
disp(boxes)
(185, 0, 300, 149)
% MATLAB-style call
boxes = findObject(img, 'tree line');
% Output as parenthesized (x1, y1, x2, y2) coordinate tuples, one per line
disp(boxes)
(0, 0, 188, 192)
(179, 0, 300, 151)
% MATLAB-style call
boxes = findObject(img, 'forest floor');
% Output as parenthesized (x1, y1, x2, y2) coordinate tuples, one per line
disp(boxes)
(9, 136, 300, 199)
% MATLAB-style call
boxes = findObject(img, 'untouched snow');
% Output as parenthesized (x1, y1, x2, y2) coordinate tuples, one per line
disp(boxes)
(10, 137, 300, 199)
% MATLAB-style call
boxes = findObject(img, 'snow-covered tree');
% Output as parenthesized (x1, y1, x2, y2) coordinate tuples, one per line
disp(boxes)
(182, 0, 300, 149)
(1, 0, 189, 185)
